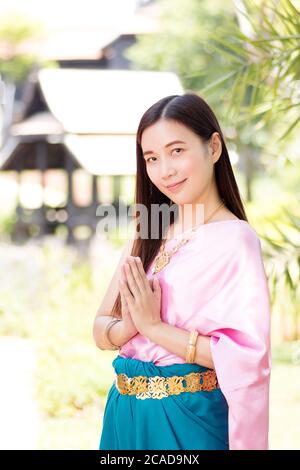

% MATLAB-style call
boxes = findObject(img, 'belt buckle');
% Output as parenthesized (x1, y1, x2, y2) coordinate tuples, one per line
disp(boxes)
(142, 376, 169, 400)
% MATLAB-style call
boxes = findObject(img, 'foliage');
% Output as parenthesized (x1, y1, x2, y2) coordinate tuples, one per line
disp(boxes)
(0, 12, 54, 82)
(200, 0, 300, 141)
(260, 207, 300, 340)
(0, 236, 118, 417)
(126, 0, 300, 200)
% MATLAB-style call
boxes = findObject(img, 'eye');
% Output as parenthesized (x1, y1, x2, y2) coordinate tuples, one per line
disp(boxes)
(145, 156, 157, 163)
(172, 148, 183, 155)
(145, 148, 183, 163)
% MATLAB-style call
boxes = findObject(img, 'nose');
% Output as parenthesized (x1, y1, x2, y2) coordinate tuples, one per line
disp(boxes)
(160, 159, 176, 180)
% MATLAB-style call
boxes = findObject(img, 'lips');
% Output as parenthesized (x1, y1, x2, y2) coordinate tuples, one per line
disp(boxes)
(166, 178, 187, 189)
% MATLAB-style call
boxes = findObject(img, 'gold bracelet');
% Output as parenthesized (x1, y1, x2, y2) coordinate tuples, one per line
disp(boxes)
(188, 330, 199, 364)
(104, 318, 122, 350)
(186, 329, 199, 363)
(186, 346, 195, 363)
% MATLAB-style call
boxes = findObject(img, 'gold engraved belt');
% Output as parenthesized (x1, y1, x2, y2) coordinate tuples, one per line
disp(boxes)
(115, 370, 219, 400)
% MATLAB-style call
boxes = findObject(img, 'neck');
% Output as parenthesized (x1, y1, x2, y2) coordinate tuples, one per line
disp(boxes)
(175, 184, 223, 232)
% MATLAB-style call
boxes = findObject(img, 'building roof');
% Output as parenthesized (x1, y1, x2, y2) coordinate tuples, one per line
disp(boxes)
(0, 67, 185, 175)
(38, 68, 184, 134)
(64, 134, 137, 176)
(11, 111, 64, 137)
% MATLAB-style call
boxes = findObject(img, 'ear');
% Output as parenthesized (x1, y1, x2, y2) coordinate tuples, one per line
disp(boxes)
(210, 132, 222, 164)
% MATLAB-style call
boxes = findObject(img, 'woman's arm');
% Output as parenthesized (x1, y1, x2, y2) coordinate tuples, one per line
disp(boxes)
(93, 316, 135, 350)
(145, 322, 214, 369)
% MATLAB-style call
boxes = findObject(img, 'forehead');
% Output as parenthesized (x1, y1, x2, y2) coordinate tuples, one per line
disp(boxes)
(141, 119, 199, 149)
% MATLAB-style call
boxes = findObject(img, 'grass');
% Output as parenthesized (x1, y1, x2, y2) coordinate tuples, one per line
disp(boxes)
(269, 363, 300, 450)
(38, 353, 117, 450)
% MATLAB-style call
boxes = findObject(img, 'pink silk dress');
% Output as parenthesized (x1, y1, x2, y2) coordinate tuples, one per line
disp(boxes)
(119, 219, 272, 450)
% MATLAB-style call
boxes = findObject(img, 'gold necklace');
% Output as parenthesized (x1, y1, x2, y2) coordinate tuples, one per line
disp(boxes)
(151, 199, 225, 275)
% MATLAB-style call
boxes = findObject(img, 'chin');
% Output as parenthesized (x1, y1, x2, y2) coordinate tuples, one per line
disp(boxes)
(170, 194, 192, 205)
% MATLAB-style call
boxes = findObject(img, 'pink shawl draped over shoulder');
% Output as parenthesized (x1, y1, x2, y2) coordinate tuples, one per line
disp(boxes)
(119, 220, 272, 450)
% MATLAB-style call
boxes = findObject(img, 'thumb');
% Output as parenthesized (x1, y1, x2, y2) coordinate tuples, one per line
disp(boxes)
(153, 278, 161, 302)
(153, 277, 161, 291)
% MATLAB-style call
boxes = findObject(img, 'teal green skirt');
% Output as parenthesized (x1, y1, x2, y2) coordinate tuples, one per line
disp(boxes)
(99, 355, 229, 450)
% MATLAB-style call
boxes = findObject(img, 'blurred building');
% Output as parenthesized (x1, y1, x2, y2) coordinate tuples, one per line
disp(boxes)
(0, 0, 184, 243)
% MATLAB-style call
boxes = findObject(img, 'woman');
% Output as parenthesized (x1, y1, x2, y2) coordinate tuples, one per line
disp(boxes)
(93, 92, 272, 450)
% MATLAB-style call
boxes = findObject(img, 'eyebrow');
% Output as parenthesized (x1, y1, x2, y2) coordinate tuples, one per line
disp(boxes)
(142, 140, 186, 158)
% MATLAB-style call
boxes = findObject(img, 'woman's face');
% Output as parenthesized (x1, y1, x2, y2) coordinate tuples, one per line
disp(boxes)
(141, 119, 221, 205)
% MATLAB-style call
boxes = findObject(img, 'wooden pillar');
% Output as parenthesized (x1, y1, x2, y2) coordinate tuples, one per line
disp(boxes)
(65, 151, 75, 244)
(14, 154, 24, 242)
(91, 174, 98, 232)
(15, 156, 22, 217)
(92, 174, 98, 206)
(35, 142, 47, 236)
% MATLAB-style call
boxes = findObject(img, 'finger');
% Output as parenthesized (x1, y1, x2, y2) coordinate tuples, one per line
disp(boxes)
(150, 278, 157, 292)
(120, 282, 130, 309)
(119, 280, 130, 315)
(131, 256, 153, 295)
(132, 257, 150, 290)
(121, 265, 133, 295)
(127, 257, 145, 293)
(124, 262, 140, 298)
(119, 278, 134, 307)
(119, 280, 126, 302)
(152, 276, 161, 293)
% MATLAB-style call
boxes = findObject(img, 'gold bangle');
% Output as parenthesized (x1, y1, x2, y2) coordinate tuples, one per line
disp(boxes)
(186, 329, 199, 363)
(104, 318, 122, 350)
(186, 346, 197, 363)
(186, 345, 195, 363)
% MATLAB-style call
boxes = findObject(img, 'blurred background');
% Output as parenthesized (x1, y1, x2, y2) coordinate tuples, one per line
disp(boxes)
(0, 0, 299, 450)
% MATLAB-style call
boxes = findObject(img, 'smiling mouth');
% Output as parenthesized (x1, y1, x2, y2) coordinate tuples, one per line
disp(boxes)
(166, 178, 187, 189)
